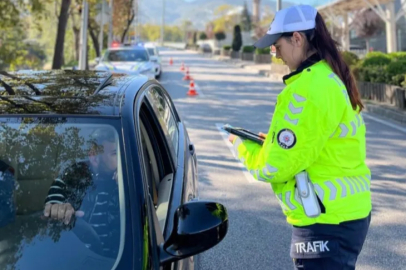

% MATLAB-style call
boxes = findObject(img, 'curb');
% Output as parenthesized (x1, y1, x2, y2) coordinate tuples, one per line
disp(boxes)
(364, 102, 406, 125)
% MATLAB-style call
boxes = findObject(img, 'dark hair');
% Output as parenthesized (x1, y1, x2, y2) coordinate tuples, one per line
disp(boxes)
(287, 13, 364, 112)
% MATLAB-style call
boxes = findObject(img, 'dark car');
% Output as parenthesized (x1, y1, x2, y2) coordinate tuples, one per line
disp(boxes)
(0, 70, 228, 270)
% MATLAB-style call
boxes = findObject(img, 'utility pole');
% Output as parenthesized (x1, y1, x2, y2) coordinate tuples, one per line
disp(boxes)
(133, 0, 137, 42)
(79, 0, 89, 70)
(137, 0, 141, 42)
(108, 0, 114, 46)
(277, 0, 282, 11)
(99, 0, 105, 56)
(161, 0, 165, 45)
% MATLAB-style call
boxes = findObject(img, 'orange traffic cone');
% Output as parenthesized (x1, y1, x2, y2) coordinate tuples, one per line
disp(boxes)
(180, 62, 185, 71)
(169, 58, 173, 65)
(183, 67, 192, 81)
(187, 80, 198, 96)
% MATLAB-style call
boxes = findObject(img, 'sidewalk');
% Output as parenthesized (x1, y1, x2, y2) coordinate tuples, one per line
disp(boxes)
(210, 54, 406, 126)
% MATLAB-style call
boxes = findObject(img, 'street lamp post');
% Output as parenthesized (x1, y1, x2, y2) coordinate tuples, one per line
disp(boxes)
(99, 0, 105, 56)
(108, 0, 114, 46)
(161, 0, 165, 45)
(277, 0, 281, 11)
(79, 0, 89, 70)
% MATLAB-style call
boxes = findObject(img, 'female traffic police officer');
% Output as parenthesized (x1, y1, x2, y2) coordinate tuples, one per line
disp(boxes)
(228, 4, 372, 270)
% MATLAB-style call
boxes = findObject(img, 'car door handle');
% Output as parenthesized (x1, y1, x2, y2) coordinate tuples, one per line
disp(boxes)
(189, 144, 195, 155)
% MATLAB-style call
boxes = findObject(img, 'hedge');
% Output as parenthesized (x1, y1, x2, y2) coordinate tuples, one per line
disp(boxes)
(349, 51, 406, 87)
(223, 45, 231, 51)
(255, 47, 270, 55)
(242, 46, 255, 53)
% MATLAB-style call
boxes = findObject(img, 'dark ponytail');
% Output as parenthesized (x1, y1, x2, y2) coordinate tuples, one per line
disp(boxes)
(310, 13, 364, 112)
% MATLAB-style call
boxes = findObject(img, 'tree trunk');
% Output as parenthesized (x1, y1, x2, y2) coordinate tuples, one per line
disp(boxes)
(366, 39, 370, 52)
(120, 13, 135, 43)
(52, 0, 72, 69)
(73, 26, 80, 61)
(71, 12, 80, 62)
(88, 20, 100, 57)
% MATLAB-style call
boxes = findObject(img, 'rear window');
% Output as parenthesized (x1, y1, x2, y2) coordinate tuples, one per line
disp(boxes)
(0, 118, 125, 270)
(147, 48, 155, 56)
(104, 49, 149, 62)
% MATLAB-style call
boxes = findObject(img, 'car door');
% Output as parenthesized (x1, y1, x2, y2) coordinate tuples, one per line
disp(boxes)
(134, 84, 197, 270)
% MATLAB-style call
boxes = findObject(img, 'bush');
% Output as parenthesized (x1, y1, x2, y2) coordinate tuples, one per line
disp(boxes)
(199, 32, 207, 40)
(388, 52, 406, 61)
(358, 65, 387, 83)
(242, 46, 255, 53)
(362, 51, 391, 67)
(255, 47, 270, 55)
(386, 60, 406, 85)
(342, 51, 359, 67)
(350, 62, 362, 81)
(223, 45, 231, 51)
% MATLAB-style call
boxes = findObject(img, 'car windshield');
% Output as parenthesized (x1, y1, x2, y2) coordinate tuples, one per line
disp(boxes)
(147, 48, 155, 56)
(104, 49, 149, 62)
(0, 117, 125, 270)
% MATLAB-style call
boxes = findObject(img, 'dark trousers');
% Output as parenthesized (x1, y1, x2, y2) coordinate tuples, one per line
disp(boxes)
(291, 213, 371, 270)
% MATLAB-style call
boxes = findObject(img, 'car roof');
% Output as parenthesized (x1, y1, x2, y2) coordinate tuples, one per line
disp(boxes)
(0, 70, 148, 116)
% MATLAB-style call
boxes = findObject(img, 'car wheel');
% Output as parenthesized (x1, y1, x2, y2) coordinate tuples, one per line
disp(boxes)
(155, 72, 161, 79)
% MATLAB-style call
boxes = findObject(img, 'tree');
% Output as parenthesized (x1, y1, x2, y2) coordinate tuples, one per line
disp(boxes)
(212, 4, 239, 33)
(52, 0, 72, 69)
(240, 1, 252, 32)
(199, 32, 207, 40)
(113, 0, 135, 43)
(352, 8, 384, 52)
(232, 25, 242, 52)
(214, 31, 226, 47)
(214, 31, 226, 42)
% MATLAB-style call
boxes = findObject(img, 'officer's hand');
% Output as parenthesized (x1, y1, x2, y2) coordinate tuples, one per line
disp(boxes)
(228, 134, 236, 143)
(258, 132, 267, 139)
(44, 203, 84, 225)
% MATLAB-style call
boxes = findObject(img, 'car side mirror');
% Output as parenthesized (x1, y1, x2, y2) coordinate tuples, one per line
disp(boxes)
(159, 201, 228, 265)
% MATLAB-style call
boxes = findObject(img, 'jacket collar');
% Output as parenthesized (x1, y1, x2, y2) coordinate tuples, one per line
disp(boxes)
(283, 53, 322, 85)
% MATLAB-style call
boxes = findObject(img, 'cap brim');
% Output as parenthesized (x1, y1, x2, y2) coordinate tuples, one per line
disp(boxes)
(253, 33, 282, 48)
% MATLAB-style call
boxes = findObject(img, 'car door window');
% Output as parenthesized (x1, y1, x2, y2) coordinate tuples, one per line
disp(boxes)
(137, 101, 175, 233)
(145, 86, 179, 162)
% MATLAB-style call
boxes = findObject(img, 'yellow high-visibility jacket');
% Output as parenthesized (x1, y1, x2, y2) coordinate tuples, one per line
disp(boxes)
(233, 57, 372, 226)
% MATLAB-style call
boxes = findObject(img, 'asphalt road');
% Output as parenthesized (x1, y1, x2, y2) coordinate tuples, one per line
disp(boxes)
(158, 49, 406, 270)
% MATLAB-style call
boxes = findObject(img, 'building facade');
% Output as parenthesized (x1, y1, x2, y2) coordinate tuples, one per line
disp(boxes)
(350, 0, 406, 52)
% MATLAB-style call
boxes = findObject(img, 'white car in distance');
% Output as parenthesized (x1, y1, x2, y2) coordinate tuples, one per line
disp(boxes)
(145, 43, 162, 79)
(95, 45, 156, 80)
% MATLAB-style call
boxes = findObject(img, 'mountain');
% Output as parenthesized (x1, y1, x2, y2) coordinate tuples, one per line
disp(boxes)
(139, 0, 320, 30)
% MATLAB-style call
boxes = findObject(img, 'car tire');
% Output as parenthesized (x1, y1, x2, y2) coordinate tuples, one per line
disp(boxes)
(155, 72, 161, 79)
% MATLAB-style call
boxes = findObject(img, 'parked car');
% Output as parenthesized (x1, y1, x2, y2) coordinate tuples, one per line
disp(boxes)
(145, 43, 162, 79)
(0, 70, 228, 270)
(95, 45, 156, 79)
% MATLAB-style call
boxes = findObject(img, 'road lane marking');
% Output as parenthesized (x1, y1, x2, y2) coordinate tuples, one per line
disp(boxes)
(363, 113, 406, 134)
(215, 123, 259, 184)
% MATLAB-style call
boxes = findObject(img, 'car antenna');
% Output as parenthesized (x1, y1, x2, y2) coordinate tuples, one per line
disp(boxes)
(93, 73, 113, 96)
